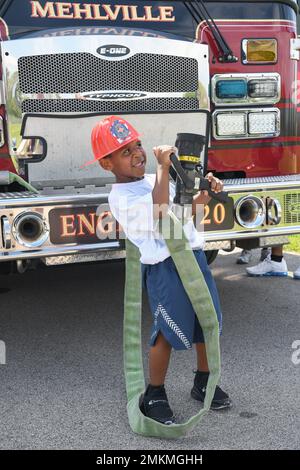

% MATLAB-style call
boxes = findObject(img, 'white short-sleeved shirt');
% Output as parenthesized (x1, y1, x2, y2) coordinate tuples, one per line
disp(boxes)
(108, 173, 204, 264)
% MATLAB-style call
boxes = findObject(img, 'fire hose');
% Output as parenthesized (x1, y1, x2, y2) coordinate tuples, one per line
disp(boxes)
(123, 132, 228, 437)
(123, 209, 221, 438)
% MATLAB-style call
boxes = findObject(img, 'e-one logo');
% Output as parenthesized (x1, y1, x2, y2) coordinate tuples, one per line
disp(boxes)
(97, 45, 130, 57)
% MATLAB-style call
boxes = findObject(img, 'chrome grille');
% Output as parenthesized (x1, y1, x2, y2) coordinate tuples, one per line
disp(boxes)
(18, 52, 198, 94)
(2, 34, 209, 163)
(284, 193, 300, 224)
(22, 97, 199, 113)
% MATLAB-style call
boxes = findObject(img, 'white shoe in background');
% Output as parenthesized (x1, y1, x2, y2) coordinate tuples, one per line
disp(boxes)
(246, 257, 288, 277)
(293, 266, 300, 279)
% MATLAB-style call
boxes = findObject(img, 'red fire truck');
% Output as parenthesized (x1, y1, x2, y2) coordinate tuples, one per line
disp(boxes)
(0, 0, 300, 272)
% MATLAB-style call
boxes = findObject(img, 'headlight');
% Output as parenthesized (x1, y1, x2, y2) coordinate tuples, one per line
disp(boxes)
(248, 111, 278, 135)
(213, 108, 280, 140)
(216, 79, 247, 99)
(212, 73, 280, 105)
(215, 113, 246, 137)
(248, 79, 278, 98)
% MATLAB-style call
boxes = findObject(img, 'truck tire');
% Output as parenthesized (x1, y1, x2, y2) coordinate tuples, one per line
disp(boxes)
(205, 249, 218, 265)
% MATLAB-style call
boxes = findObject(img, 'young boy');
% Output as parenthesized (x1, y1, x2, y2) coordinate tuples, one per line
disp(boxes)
(90, 115, 232, 425)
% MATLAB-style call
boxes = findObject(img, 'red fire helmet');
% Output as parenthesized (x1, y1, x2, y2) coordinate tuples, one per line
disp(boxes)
(84, 115, 141, 166)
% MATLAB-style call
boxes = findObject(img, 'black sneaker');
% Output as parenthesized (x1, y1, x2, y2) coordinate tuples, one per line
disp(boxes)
(139, 384, 175, 425)
(191, 371, 232, 410)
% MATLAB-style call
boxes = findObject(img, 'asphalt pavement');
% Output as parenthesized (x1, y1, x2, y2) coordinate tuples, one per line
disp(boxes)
(0, 249, 299, 450)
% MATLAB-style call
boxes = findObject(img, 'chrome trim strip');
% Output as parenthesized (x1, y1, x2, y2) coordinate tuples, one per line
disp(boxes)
(1, 226, 300, 262)
(0, 240, 122, 261)
(267, 197, 282, 225)
(0, 192, 110, 208)
(0, 80, 5, 106)
(204, 225, 300, 242)
(0, 117, 4, 147)
(2, 175, 300, 208)
(2, 216, 12, 249)
(223, 178, 300, 192)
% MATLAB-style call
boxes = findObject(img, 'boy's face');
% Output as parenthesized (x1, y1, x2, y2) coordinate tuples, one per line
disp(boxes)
(99, 139, 146, 183)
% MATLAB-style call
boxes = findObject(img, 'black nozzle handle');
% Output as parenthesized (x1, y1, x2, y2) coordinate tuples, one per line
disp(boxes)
(169, 153, 229, 203)
(207, 187, 229, 204)
(199, 177, 229, 204)
(169, 153, 194, 190)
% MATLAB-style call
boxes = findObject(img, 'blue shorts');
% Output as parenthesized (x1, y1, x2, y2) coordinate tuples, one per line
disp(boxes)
(141, 249, 222, 350)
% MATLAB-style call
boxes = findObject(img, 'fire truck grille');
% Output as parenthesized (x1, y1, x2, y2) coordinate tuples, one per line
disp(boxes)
(284, 193, 300, 224)
(18, 52, 198, 94)
(22, 97, 199, 113)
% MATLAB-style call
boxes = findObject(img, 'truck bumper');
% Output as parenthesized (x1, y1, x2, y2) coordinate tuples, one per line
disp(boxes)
(0, 189, 125, 263)
(203, 174, 300, 246)
(1, 174, 300, 266)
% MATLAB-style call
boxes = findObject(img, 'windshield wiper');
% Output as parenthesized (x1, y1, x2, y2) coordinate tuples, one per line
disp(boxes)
(0, 0, 13, 18)
(183, 1, 238, 63)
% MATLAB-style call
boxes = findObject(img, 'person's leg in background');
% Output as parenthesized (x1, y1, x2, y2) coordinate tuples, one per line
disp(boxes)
(260, 246, 272, 261)
(246, 245, 288, 276)
(236, 247, 271, 265)
(243, 244, 300, 278)
(236, 249, 252, 264)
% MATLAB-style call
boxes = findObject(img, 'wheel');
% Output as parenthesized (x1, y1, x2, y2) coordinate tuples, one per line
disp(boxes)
(205, 249, 218, 265)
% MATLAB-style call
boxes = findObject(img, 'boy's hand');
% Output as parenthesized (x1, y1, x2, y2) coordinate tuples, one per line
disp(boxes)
(153, 145, 177, 169)
(193, 173, 224, 206)
(205, 172, 223, 194)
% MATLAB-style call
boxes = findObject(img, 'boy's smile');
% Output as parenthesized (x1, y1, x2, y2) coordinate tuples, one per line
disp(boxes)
(99, 139, 147, 183)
